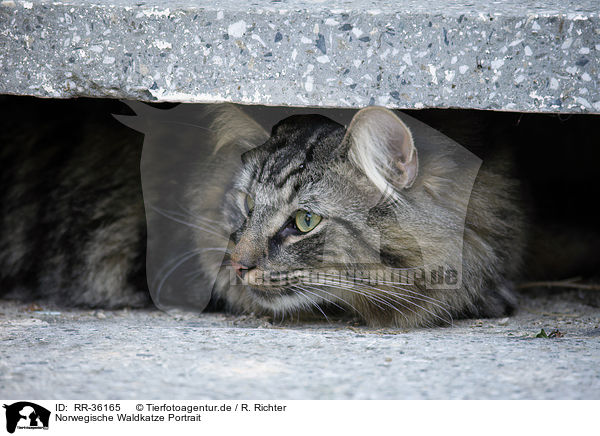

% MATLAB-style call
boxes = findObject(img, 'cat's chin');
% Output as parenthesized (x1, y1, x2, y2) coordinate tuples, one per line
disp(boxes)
(246, 285, 295, 298)
(244, 285, 307, 312)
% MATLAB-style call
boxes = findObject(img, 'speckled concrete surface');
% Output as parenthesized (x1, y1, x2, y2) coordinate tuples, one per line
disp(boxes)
(0, 0, 598, 113)
(1, 292, 599, 399)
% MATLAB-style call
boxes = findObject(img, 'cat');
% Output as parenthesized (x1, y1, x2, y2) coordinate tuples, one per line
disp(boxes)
(0, 97, 148, 308)
(0, 97, 526, 327)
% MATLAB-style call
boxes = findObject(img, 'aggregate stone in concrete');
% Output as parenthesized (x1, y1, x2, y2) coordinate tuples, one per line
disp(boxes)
(0, 0, 598, 113)
(1, 293, 599, 399)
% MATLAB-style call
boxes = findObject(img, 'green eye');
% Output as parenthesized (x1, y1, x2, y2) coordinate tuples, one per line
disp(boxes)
(295, 210, 322, 233)
(245, 194, 255, 213)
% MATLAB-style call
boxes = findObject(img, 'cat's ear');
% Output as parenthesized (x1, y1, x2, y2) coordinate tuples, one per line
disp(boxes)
(343, 106, 418, 193)
(208, 104, 269, 153)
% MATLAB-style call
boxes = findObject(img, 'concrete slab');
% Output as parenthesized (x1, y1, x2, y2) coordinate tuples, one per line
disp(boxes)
(0, 0, 598, 113)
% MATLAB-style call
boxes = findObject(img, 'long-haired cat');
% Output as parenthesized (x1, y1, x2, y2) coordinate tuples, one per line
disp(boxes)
(0, 98, 525, 327)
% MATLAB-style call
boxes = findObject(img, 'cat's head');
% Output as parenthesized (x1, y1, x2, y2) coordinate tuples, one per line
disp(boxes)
(222, 107, 421, 313)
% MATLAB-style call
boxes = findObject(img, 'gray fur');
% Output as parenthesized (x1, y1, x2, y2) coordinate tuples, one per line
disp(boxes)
(0, 99, 148, 308)
(197, 106, 525, 327)
(0, 101, 525, 327)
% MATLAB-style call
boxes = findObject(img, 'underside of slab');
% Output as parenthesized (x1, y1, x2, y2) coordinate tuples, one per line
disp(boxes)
(0, 0, 599, 112)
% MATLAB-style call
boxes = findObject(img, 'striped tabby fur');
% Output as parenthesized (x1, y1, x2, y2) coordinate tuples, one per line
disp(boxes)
(0, 98, 526, 327)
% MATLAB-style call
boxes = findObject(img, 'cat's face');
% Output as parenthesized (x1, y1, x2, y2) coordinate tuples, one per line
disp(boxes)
(222, 114, 404, 311)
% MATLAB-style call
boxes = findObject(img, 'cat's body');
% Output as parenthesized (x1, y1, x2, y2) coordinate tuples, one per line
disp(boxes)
(0, 98, 526, 327)
(0, 99, 149, 308)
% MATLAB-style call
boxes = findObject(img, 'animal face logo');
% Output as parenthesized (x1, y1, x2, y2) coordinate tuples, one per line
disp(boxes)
(3, 402, 50, 433)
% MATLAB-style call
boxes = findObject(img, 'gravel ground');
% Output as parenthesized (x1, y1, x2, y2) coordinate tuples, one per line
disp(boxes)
(1, 291, 599, 399)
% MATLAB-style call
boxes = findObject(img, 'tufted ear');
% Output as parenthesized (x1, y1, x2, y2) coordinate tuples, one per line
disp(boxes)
(344, 106, 418, 194)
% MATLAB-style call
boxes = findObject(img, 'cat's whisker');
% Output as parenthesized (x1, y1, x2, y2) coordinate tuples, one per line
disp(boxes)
(152, 247, 224, 286)
(155, 206, 226, 235)
(156, 252, 204, 302)
(382, 292, 450, 326)
(295, 282, 366, 317)
(155, 247, 228, 301)
(292, 287, 331, 323)
(175, 200, 225, 226)
(340, 279, 453, 326)
(300, 281, 405, 320)
(272, 307, 286, 326)
(359, 285, 453, 326)
(379, 285, 454, 324)
(183, 270, 204, 285)
(357, 288, 415, 322)
(158, 120, 215, 133)
(300, 278, 446, 325)
(293, 291, 320, 318)
(354, 281, 453, 323)
(182, 255, 234, 282)
(349, 287, 414, 323)
(149, 205, 227, 239)
(290, 284, 346, 312)
(312, 272, 453, 319)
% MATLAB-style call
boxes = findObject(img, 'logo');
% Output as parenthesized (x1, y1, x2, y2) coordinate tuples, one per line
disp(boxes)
(3, 402, 50, 434)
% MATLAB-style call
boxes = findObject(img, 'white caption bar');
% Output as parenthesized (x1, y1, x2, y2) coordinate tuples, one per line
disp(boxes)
(0, 400, 596, 436)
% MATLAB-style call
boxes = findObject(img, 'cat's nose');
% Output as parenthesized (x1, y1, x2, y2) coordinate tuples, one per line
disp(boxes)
(232, 261, 255, 279)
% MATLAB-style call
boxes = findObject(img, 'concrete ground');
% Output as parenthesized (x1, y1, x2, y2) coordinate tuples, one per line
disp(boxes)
(1, 291, 599, 399)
